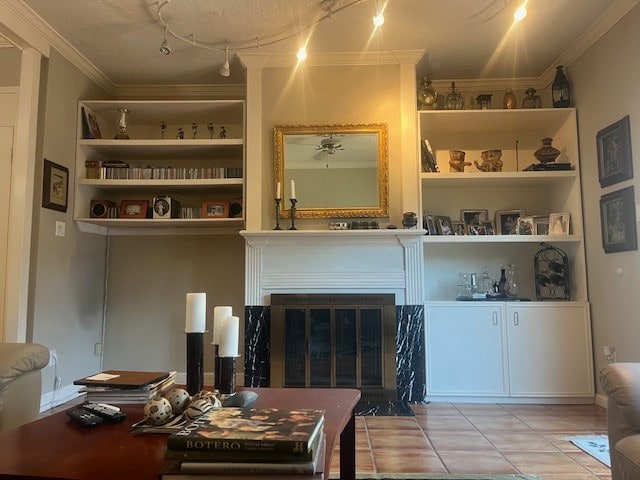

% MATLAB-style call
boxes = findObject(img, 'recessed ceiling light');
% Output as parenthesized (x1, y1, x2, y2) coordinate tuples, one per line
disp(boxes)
(514, 5, 527, 22)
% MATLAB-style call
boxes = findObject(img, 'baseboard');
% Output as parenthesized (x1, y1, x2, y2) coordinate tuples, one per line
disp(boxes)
(40, 384, 83, 412)
(595, 393, 608, 409)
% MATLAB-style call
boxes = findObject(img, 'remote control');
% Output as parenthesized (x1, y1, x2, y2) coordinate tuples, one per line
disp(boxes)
(81, 403, 127, 423)
(67, 407, 104, 426)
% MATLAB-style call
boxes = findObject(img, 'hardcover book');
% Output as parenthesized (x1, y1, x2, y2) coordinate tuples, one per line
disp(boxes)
(167, 407, 325, 456)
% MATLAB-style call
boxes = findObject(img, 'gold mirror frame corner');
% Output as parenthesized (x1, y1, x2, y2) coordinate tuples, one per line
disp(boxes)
(273, 123, 389, 219)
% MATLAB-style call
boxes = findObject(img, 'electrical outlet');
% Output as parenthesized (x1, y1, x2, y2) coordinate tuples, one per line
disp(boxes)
(55, 221, 65, 237)
(94, 343, 102, 356)
(603, 345, 617, 363)
(47, 349, 56, 367)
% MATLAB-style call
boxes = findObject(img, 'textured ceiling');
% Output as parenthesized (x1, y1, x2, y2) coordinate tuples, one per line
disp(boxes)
(19, 0, 623, 85)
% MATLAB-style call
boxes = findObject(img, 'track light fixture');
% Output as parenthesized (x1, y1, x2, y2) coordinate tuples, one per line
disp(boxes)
(219, 47, 230, 77)
(296, 46, 308, 62)
(159, 26, 171, 55)
(513, 4, 527, 21)
(373, 0, 384, 27)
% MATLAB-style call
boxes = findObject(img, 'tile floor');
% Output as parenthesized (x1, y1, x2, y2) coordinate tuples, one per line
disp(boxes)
(329, 402, 611, 480)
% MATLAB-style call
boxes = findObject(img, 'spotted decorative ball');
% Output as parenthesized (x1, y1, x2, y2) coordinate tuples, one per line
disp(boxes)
(164, 387, 191, 415)
(184, 398, 215, 420)
(192, 389, 222, 408)
(143, 396, 173, 425)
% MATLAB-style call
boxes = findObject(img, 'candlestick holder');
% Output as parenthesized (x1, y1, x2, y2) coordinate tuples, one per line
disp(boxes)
(213, 344, 222, 392)
(289, 199, 298, 230)
(274, 198, 282, 230)
(218, 356, 238, 395)
(186, 332, 204, 395)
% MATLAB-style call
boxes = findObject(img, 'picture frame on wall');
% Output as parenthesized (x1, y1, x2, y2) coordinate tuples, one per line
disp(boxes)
(597, 115, 633, 187)
(42, 159, 69, 212)
(599, 186, 638, 253)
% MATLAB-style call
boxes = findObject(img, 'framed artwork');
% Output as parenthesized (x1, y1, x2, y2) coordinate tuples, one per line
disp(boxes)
(597, 115, 633, 187)
(119, 200, 149, 219)
(81, 106, 102, 139)
(600, 186, 637, 253)
(451, 221, 466, 235)
(495, 209, 524, 235)
(434, 215, 454, 235)
(481, 221, 495, 235)
(42, 159, 69, 212)
(534, 218, 550, 235)
(549, 213, 570, 235)
(202, 201, 229, 218)
(423, 214, 438, 235)
(460, 209, 489, 224)
(517, 216, 535, 235)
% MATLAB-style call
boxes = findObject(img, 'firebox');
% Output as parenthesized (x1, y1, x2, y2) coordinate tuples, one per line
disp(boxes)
(269, 293, 397, 400)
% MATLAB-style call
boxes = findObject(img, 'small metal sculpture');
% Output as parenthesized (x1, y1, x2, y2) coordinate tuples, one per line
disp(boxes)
(534, 243, 570, 300)
(177, 127, 184, 139)
(191, 122, 198, 139)
(218, 125, 227, 139)
(159, 121, 167, 139)
(207, 123, 214, 139)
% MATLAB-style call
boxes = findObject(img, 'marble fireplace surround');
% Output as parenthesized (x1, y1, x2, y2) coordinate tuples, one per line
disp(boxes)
(240, 230, 426, 402)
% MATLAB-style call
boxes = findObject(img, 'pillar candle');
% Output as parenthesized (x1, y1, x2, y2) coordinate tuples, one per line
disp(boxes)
(219, 315, 239, 357)
(185, 293, 206, 333)
(276, 181, 281, 200)
(213, 306, 233, 344)
(290, 179, 296, 200)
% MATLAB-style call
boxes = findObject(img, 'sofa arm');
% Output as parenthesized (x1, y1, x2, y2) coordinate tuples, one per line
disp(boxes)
(0, 343, 50, 431)
(600, 363, 640, 430)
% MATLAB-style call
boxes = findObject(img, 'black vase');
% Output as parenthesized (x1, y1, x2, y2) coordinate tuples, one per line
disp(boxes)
(552, 66, 571, 108)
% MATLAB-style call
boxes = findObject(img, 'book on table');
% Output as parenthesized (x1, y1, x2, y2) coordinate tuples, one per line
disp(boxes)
(75, 370, 176, 404)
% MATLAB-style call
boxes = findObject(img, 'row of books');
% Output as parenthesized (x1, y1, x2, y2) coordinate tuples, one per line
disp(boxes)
(86, 165, 243, 180)
(93, 206, 205, 220)
(74, 370, 176, 404)
(160, 407, 326, 479)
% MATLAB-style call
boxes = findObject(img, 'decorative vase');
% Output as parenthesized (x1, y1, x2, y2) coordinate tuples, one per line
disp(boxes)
(552, 66, 571, 108)
(534, 137, 561, 164)
(417, 77, 438, 109)
(448, 150, 471, 172)
(503, 90, 516, 109)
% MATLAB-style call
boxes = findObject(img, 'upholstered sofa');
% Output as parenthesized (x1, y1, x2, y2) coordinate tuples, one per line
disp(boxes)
(0, 342, 50, 431)
(600, 363, 640, 480)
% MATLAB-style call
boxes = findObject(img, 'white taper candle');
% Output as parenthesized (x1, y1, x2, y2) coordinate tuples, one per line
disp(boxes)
(185, 293, 206, 333)
(213, 306, 233, 344)
(219, 315, 239, 357)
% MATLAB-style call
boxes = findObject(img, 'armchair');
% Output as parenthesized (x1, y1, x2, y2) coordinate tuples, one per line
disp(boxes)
(0, 343, 50, 431)
(599, 363, 640, 480)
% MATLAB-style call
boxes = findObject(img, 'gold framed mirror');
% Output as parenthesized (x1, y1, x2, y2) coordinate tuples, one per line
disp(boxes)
(273, 123, 389, 218)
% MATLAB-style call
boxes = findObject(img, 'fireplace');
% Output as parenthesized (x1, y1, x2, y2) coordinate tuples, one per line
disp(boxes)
(269, 294, 397, 400)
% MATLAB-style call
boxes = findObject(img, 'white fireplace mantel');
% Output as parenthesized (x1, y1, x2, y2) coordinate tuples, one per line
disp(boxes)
(241, 230, 425, 306)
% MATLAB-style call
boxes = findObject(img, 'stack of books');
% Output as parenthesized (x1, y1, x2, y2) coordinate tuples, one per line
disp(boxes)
(74, 370, 176, 404)
(160, 407, 326, 479)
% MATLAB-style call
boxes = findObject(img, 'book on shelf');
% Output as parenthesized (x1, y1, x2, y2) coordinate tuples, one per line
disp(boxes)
(166, 407, 325, 457)
(175, 434, 325, 476)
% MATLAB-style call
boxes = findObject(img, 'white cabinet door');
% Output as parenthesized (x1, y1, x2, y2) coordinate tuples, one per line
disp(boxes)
(506, 302, 593, 397)
(426, 303, 508, 396)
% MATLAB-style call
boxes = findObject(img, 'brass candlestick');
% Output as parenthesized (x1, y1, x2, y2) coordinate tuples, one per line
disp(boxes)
(274, 198, 282, 230)
(289, 199, 298, 230)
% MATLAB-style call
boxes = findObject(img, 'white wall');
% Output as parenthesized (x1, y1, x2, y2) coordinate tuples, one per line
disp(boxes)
(570, 3, 640, 390)
(30, 49, 109, 395)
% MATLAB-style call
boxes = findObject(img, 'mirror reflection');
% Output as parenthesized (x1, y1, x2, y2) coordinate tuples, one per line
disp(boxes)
(273, 124, 389, 218)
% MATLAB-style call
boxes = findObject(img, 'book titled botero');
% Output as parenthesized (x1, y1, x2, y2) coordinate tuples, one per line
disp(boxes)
(167, 407, 325, 456)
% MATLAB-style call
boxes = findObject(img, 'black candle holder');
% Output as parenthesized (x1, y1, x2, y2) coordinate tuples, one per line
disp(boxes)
(218, 356, 237, 395)
(274, 198, 282, 230)
(186, 332, 204, 395)
(289, 199, 298, 230)
(213, 344, 221, 391)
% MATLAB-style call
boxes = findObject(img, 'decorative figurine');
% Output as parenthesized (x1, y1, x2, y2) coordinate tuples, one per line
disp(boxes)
(114, 108, 130, 140)
(191, 122, 197, 139)
(449, 150, 471, 172)
(218, 125, 227, 139)
(522, 87, 542, 108)
(474, 149, 503, 172)
(159, 121, 167, 139)
(207, 123, 214, 139)
(177, 127, 184, 139)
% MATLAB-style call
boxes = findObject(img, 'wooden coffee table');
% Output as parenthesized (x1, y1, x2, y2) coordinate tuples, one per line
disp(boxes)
(0, 387, 360, 480)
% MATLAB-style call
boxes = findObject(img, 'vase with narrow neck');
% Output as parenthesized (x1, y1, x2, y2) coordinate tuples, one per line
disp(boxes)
(534, 137, 561, 164)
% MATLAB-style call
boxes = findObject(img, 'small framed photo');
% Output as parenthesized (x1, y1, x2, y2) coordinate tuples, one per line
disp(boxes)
(597, 115, 633, 188)
(434, 215, 454, 235)
(451, 221, 467, 235)
(481, 221, 495, 235)
(42, 159, 69, 212)
(81, 106, 102, 139)
(460, 209, 489, 224)
(119, 200, 149, 219)
(202, 201, 229, 218)
(423, 213, 438, 235)
(495, 209, 524, 235)
(600, 186, 637, 253)
(517, 216, 535, 235)
(534, 218, 550, 235)
(549, 212, 570, 235)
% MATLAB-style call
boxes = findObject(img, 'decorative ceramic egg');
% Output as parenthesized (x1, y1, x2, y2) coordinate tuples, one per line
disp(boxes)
(184, 398, 215, 420)
(192, 389, 222, 408)
(164, 387, 191, 415)
(143, 396, 173, 425)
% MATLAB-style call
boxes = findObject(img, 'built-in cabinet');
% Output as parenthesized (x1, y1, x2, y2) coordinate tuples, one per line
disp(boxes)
(74, 100, 245, 235)
(419, 108, 593, 401)
(426, 302, 594, 399)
